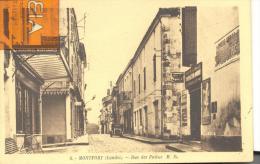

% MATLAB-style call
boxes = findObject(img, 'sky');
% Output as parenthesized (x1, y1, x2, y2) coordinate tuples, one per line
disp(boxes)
(60, 0, 239, 124)
(61, 0, 177, 124)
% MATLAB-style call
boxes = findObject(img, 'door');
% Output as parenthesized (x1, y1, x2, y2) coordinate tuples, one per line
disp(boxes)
(144, 106, 148, 133)
(153, 100, 160, 136)
(190, 87, 201, 140)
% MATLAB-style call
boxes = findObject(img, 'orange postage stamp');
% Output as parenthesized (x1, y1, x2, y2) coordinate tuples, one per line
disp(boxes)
(0, 0, 59, 50)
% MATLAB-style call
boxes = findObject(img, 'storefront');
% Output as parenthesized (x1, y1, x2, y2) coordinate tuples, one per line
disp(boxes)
(4, 52, 44, 153)
(184, 62, 202, 141)
(15, 79, 42, 142)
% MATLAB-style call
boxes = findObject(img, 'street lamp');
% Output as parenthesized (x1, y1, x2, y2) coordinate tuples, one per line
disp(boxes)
(86, 95, 96, 104)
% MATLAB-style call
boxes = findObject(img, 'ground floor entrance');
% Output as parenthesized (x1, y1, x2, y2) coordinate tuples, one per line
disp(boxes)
(123, 109, 132, 133)
(42, 95, 66, 144)
(189, 86, 201, 141)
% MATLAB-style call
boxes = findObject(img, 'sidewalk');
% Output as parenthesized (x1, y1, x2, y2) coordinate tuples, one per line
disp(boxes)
(166, 141, 206, 152)
(42, 134, 89, 151)
(122, 134, 178, 144)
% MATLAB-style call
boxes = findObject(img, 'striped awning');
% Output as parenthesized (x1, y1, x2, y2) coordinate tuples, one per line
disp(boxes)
(42, 89, 69, 95)
(15, 48, 72, 81)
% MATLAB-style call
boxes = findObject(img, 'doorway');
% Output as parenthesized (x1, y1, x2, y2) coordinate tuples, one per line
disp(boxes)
(144, 106, 148, 134)
(153, 100, 160, 136)
(190, 86, 201, 140)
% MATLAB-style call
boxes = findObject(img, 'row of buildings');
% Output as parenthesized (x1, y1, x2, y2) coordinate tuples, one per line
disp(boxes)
(100, 7, 241, 151)
(1, 1, 87, 154)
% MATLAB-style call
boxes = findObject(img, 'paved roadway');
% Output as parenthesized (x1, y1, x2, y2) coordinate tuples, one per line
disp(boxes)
(44, 134, 171, 153)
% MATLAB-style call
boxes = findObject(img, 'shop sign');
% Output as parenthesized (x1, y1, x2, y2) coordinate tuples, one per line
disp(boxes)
(0, 0, 59, 50)
(202, 78, 211, 125)
(172, 72, 184, 83)
(215, 27, 240, 67)
(185, 62, 202, 89)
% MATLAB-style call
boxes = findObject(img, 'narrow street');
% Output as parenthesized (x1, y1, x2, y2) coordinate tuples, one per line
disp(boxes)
(44, 134, 171, 153)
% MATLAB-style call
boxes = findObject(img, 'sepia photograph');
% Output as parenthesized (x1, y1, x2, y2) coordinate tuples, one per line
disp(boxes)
(0, 0, 252, 163)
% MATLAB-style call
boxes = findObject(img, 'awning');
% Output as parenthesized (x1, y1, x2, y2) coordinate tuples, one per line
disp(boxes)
(14, 47, 72, 81)
(42, 89, 69, 95)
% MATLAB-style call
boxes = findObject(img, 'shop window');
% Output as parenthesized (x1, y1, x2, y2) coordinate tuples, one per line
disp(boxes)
(16, 82, 23, 134)
(16, 81, 40, 134)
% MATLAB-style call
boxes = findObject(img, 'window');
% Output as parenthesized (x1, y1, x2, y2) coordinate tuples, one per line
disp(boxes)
(138, 74, 141, 94)
(153, 54, 157, 81)
(211, 101, 217, 120)
(134, 112, 136, 126)
(139, 109, 142, 126)
(16, 81, 40, 134)
(16, 82, 23, 133)
(144, 106, 148, 130)
(143, 67, 146, 90)
(3, 9, 9, 38)
(153, 100, 159, 129)
(211, 101, 217, 113)
(133, 80, 136, 98)
(32, 92, 40, 134)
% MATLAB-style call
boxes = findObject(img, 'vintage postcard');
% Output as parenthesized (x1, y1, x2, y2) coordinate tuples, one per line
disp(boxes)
(0, 0, 253, 163)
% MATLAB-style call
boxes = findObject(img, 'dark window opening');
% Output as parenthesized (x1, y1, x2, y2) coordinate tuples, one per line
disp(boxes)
(143, 67, 146, 90)
(153, 54, 156, 81)
(133, 80, 136, 98)
(138, 74, 141, 94)
(16, 81, 40, 134)
(139, 109, 142, 126)
(211, 101, 217, 113)
(134, 112, 136, 126)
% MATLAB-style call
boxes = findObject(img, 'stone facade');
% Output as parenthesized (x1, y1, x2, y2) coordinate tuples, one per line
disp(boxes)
(109, 7, 241, 151)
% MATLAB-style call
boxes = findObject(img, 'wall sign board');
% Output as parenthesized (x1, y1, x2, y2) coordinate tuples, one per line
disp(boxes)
(185, 62, 202, 89)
